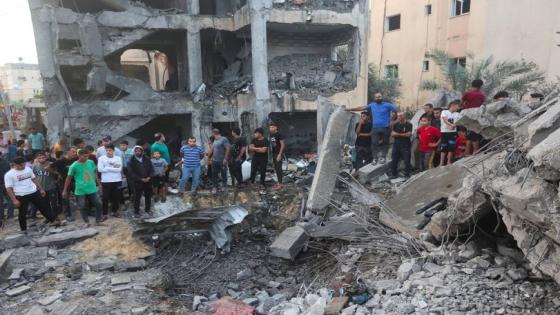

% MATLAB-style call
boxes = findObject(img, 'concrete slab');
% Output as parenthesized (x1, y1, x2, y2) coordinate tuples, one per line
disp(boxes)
(325, 296, 349, 315)
(38, 292, 62, 306)
(33, 228, 98, 247)
(307, 106, 354, 210)
(0, 248, 15, 281)
(382, 163, 466, 237)
(357, 163, 388, 184)
(270, 226, 309, 260)
(6, 285, 31, 297)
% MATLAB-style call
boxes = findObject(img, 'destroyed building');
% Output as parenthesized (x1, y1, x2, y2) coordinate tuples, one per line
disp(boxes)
(28, 0, 369, 150)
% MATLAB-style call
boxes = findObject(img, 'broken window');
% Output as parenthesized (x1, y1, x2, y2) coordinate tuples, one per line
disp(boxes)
(423, 60, 430, 72)
(384, 65, 399, 79)
(425, 4, 432, 15)
(332, 44, 350, 62)
(119, 49, 178, 92)
(451, 0, 470, 17)
(449, 57, 467, 70)
(385, 15, 401, 32)
(60, 65, 91, 100)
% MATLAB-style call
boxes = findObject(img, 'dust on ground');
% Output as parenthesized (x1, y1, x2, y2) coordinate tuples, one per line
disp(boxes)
(73, 218, 153, 261)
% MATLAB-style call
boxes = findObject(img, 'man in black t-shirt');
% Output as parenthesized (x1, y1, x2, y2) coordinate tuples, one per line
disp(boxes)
(228, 128, 247, 186)
(390, 112, 413, 178)
(355, 111, 373, 171)
(268, 123, 285, 188)
(52, 146, 78, 221)
(249, 128, 269, 187)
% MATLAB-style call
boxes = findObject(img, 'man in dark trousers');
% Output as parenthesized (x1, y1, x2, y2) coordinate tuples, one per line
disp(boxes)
(0, 153, 14, 227)
(5, 157, 57, 233)
(249, 128, 269, 187)
(390, 112, 413, 178)
(354, 111, 372, 171)
(127, 146, 154, 218)
(228, 128, 247, 187)
(268, 123, 285, 189)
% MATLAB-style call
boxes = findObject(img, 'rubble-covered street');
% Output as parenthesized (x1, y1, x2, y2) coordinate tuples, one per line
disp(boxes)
(1, 0, 560, 314)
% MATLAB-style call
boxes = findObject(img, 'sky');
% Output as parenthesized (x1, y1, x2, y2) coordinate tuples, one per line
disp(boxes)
(0, 1, 38, 65)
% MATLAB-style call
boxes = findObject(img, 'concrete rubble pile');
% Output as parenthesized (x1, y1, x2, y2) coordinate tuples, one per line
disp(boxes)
(385, 92, 560, 287)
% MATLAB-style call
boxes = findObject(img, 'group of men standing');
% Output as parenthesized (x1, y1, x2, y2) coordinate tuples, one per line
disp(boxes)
(177, 124, 286, 196)
(349, 79, 488, 178)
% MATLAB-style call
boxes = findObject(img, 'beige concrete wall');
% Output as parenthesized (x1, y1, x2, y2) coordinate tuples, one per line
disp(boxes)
(369, 0, 560, 109)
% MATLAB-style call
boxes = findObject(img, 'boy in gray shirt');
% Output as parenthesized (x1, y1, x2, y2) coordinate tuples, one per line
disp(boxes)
(151, 151, 168, 202)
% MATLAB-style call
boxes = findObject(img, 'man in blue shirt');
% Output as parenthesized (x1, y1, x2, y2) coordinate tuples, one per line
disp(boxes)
(176, 137, 205, 195)
(347, 92, 397, 164)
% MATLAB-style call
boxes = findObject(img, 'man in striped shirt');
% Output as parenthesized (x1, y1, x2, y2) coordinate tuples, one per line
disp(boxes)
(177, 137, 205, 195)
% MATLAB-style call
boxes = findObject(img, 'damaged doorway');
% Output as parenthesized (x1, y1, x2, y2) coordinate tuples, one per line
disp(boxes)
(268, 112, 317, 156)
(127, 114, 192, 159)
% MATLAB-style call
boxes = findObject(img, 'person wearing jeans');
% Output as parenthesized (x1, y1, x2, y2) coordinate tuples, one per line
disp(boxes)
(4, 157, 57, 232)
(63, 148, 103, 225)
(98, 144, 123, 217)
(346, 92, 397, 164)
(177, 137, 204, 195)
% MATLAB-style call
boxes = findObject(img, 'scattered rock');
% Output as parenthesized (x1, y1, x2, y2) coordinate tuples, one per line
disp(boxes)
(33, 228, 98, 247)
(237, 268, 254, 281)
(38, 292, 63, 306)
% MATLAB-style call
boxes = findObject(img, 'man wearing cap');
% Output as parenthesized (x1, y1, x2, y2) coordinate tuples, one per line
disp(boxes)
(209, 129, 230, 194)
(62, 148, 104, 226)
(127, 146, 154, 217)
(96, 135, 123, 159)
(5, 156, 57, 233)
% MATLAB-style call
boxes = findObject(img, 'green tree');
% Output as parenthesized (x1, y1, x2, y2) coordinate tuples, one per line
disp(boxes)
(368, 64, 401, 103)
(421, 49, 546, 100)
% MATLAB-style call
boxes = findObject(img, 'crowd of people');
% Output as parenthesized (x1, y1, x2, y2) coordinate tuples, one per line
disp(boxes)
(0, 124, 287, 233)
(350, 79, 493, 178)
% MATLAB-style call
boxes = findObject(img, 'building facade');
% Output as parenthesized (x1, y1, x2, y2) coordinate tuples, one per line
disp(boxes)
(369, 0, 560, 108)
(28, 0, 369, 152)
(0, 63, 43, 103)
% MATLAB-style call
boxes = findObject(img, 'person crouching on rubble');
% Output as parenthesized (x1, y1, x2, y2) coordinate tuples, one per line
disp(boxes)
(127, 146, 154, 218)
(249, 128, 269, 187)
(6, 157, 58, 233)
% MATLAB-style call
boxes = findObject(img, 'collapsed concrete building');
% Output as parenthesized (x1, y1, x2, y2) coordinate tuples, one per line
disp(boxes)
(28, 0, 369, 153)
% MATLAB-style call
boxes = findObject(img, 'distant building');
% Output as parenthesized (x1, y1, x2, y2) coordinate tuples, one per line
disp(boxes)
(0, 63, 43, 103)
(368, 0, 560, 108)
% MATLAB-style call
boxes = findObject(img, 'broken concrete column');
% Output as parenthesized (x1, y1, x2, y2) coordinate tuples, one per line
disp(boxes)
(186, 0, 203, 94)
(307, 106, 353, 211)
(249, 0, 272, 125)
(527, 127, 560, 181)
(526, 98, 560, 147)
(270, 225, 309, 260)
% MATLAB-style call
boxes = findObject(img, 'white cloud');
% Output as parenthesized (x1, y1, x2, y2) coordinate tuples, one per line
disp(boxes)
(0, 1, 38, 64)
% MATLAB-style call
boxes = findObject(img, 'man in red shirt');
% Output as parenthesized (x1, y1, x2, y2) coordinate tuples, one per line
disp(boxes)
(417, 116, 441, 171)
(461, 79, 486, 155)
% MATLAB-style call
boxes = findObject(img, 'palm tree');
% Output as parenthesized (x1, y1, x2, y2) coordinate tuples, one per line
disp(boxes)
(421, 49, 547, 100)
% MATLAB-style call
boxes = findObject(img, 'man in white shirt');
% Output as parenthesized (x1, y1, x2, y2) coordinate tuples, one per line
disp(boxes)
(96, 135, 123, 159)
(97, 144, 123, 217)
(439, 100, 462, 166)
(5, 157, 57, 233)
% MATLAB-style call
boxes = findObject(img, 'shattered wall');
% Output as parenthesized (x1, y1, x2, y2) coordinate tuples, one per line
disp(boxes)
(28, 0, 369, 146)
